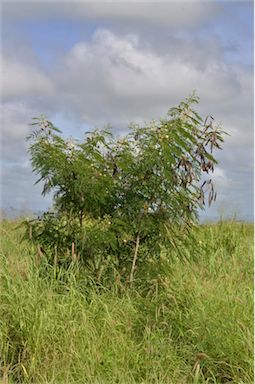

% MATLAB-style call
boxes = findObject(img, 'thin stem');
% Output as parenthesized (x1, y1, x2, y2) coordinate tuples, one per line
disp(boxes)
(71, 242, 75, 261)
(79, 210, 83, 227)
(54, 245, 58, 267)
(129, 232, 140, 286)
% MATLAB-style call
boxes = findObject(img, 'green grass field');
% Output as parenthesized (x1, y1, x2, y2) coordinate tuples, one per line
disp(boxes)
(0, 220, 253, 383)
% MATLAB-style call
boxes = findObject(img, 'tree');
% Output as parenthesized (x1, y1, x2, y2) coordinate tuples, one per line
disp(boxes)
(25, 94, 225, 284)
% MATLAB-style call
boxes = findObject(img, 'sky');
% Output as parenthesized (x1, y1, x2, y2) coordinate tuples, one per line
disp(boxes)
(1, 0, 254, 221)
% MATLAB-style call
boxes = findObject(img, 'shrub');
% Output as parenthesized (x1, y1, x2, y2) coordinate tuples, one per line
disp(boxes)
(25, 93, 225, 283)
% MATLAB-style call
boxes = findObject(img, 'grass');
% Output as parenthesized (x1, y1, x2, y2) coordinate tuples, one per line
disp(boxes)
(0, 219, 253, 383)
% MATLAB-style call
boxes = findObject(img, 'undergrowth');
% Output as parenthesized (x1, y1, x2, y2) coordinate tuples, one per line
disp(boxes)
(0, 220, 253, 383)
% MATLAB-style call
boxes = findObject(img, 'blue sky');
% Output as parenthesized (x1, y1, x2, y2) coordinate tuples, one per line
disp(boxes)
(1, 0, 254, 221)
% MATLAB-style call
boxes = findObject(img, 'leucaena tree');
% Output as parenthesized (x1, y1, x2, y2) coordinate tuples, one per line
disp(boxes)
(26, 94, 225, 284)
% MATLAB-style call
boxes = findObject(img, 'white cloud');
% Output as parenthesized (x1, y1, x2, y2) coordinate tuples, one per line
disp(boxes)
(2, 28, 253, 159)
(2, 27, 252, 131)
(1, 102, 39, 162)
(1, 26, 253, 220)
(2, 58, 54, 100)
(48, 29, 251, 128)
(213, 167, 231, 189)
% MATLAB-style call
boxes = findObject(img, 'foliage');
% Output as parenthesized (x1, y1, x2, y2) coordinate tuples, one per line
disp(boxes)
(25, 94, 225, 280)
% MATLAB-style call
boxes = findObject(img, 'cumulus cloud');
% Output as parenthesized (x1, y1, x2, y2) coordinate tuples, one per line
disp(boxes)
(2, 28, 253, 162)
(2, 28, 252, 128)
(1, 102, 40, 162)
(2, 57, 54, 101)
(213, 167, 232, 189)
(46, 29, 252, 129)
(1, 20, 253, 219)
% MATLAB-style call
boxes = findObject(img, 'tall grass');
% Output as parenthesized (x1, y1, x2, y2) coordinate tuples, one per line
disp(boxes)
(0, 219, 253, 383)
